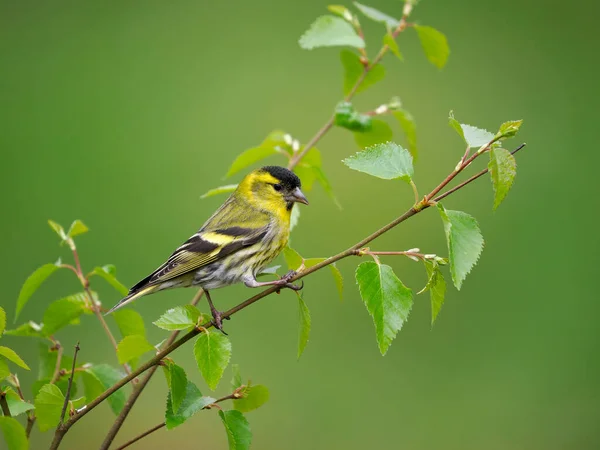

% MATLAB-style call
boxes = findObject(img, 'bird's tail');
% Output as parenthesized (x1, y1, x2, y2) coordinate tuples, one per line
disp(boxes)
(105, 284, 158, 315)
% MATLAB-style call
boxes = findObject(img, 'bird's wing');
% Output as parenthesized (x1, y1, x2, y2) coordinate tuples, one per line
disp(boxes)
(132, 196, 271, 289)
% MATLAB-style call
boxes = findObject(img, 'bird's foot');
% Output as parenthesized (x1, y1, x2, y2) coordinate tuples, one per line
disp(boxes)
(276, 270, 304, 292)
(209, 308, 229, 335)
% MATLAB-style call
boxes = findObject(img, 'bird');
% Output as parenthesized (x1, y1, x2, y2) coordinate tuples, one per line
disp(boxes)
(106, 166, 309, 331)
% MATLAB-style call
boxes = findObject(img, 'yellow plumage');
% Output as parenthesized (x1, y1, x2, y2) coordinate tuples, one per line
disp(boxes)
(107, 166, 308, 330)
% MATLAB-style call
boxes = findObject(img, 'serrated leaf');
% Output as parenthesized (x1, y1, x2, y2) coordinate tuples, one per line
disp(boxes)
(461, 124, 495, 148)
(354, 2, 399, 27)
(165, 380, 215, 429)
(0, 359, 9, 381)
(231, 364, 242, 389)
(200, 184, 238, 199)
(91, 266, 128, 296)
(383, 32, 403, 60)
(297, 293, 311, 359)
(283, 247, 303, 271)
(234, 384, 270, 413)
(299, 15, 364, 50)
(4, 321, 44, 338)
(343, 141, 413, 182)
(219, 410, 252, 450)
(169, 363, 188, 414)
(489, 148, 517, 210)
(42, 292, 90, 337)
(67, 220, 89, 238)
(438, 204, 484, 290)
(353, 119, 394, 149)
(496, 120, 523, 139)
(15, 263, 62, 321)
(355, 262, 413, 355)
(393, 109, 417, 159)
(153, 305, 202, 331)
(0, 347, 29, 371)
(4, 388, 35, 416)
(334, 101, 373, 132)
(82, 365, 126, 415)
(420, 261, 446, 324)
(0, 417, 28, 450)
(116, 335, 154, 365)
(226, 147, 279, 178)
(414, 25, 449, 69)
(340, 50, 385, 96)
(112, 309, 146, 338)
(194, 331, 232, 390)
(34, 384, 64, 431)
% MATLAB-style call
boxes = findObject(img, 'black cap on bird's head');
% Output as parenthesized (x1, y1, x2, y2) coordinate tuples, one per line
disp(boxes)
(258, 166, 309, 206)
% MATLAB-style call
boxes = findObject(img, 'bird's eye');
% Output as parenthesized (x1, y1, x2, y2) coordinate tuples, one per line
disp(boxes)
(273, 184, 282, 192)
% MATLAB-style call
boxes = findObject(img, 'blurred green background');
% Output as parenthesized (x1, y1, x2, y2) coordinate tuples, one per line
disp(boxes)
(2, 0, 598, 448)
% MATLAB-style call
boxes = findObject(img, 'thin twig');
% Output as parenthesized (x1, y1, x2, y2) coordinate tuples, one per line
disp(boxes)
(0, 393, 11, 417)
(58, 343, 80, 426)
(98, 289, 205, 450)
(50, 343, 64, 384)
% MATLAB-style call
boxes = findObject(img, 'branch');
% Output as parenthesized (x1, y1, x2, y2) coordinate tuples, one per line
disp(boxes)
(98, 289, 205, 450)
(58, 342, 80, 426)
(49, 343, 64, 384)
(287, 10, 411, 170)
(0, 392, 11, 417)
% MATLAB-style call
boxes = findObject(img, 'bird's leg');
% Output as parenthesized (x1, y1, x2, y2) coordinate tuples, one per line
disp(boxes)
(243, 271, 304, 291)
(205, 290, 228, 334)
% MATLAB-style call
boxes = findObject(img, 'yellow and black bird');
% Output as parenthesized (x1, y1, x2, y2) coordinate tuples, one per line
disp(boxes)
(107, 166, 308, 330)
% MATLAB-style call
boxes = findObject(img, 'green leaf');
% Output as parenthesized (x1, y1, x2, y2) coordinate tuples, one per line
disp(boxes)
(194, 331, 232, 390)
(334, 101, 373, 132)
(116, 335, 154, 365)
(438, 204, 485, 290)
(15, 263, 61, 321)
(69, 396, 86, 410)
(169, 363, 188, 414)
(0, 359, 9, 381)
(343, 141, 413, 182)
(448, 111, 464, 141)
(448, 113, 494, 148)
(290, 206, 300, 231)
(418, 261, 447, 325)
(0, 417, 28, 450)
(297, 293, 311, 359)
(392, 109, 417, 159)
(4, 321, 44, 338)
(383, 32, 403, 60)
(283, 247, 304, 271)
(67, 220, 89, 238)
(0, 307, 5, 336)
(0, 347, 29, 371)
(4, 388, 35, 416)
(496, 120, 523, 140)
(340, 50, 385, 96)
(165, 380, 215, 429)
(299, 15, 364, 50)
(489, 148, 517, 210)
(219, 410, 252, 450)
(329, 264, 344, 300)
(113, 309, 146, 338)
(414, 25, 449, 69)
(91, 266, 128, 296)
(231, 364, 242, 390)
(37, 342, 72, 380)
(42, 292, 90, 337)
(327, 5, 353, 21)
(34, 384, 64, 431)
(153, 305, 202, 331)
(200, 184, 238, 199)
(226, 147, 279, 178)
(353, 2, 399, 27)
(355, 262, 413, 355)
(234, 384, 270, 413)
(48, 220, 67, 241)
(82, 365, 126, 415)
(354, 119, 394, 148)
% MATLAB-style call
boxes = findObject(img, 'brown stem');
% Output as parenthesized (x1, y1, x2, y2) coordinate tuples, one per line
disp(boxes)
(26, 416, 35, 437)
(98, 289, 205, 450)
(58, 343, 80, 426)
(0, 393, 11, 417)
(50, 343, 64, 384)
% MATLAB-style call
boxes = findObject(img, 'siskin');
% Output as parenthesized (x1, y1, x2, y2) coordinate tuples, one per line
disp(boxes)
(107, 166, 309, 330)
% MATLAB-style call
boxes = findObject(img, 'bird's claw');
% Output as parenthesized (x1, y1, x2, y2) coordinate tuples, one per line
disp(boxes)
(209, 309, 228, 335)
(285, 281, 304, 291)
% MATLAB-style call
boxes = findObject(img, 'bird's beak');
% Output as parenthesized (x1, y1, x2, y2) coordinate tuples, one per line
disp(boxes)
(288, 187, 309, 205)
